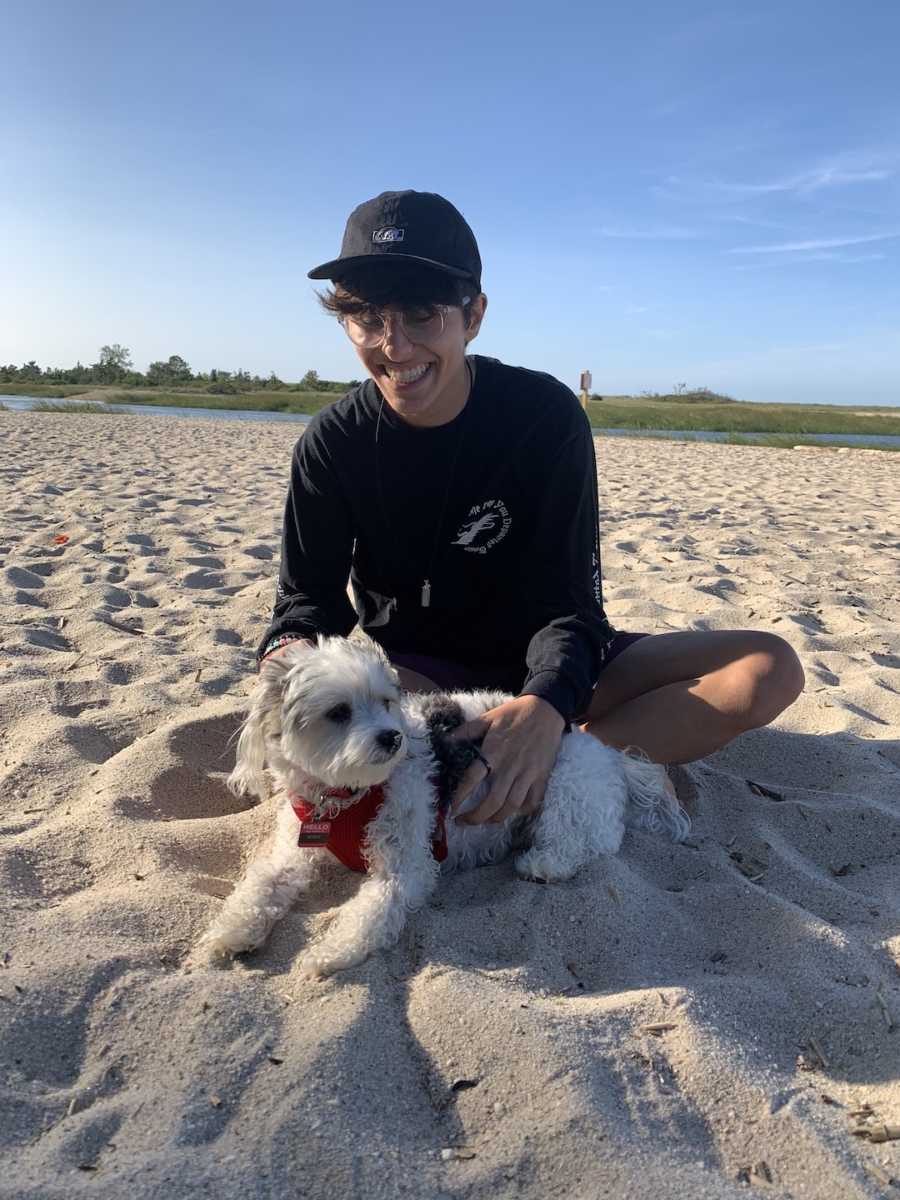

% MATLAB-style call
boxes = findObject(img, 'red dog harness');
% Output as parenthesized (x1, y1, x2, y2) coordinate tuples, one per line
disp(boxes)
(291, 787, 448, 873)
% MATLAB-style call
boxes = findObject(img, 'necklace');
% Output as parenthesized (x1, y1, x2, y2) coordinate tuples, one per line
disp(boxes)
(374, 358, 475, 609)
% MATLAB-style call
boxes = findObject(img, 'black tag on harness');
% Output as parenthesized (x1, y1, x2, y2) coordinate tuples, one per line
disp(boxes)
(297, 821, 331, 846)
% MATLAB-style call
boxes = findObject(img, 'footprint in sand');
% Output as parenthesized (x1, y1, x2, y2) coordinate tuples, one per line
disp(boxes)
(24, 626, 71, 650)
(181, 570, 225, 590)
(5, 566, 46, 590)
(184, 556, 226, 570)
(124, 532, 166, 557)
(51, 687, 112, 718)
(63, 719, 136, 765)
(112, 708, 252, 822)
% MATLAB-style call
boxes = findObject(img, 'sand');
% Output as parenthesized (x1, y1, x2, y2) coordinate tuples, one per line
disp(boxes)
(1, 411, 899, 1199)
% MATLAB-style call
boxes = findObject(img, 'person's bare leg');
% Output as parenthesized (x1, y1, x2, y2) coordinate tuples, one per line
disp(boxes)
(584, 630, 804, 764)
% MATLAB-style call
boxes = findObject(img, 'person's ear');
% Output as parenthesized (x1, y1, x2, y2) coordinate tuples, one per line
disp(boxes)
(463, 293, 488, 344)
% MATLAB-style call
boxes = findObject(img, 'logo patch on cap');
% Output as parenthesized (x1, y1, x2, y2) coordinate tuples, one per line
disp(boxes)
(372, 226, 405, 243)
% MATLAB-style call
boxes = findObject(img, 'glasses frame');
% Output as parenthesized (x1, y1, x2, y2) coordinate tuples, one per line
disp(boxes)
(340, 298, 471, 349)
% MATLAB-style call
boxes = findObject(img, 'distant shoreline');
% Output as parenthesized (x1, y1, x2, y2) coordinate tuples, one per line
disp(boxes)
(3, 381, 900, 435)
(3, 392, 899, 452)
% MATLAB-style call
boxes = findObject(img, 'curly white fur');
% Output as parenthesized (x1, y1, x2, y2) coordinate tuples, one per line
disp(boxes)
(192, 636, 690, 978)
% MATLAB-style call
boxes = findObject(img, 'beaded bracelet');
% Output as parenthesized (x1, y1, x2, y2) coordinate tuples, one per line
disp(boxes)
(260, 634, 305, 661)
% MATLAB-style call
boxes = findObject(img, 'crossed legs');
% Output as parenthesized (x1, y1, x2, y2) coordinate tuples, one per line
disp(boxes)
(583, 629, 804, 763)
(397, 629, 804, 766)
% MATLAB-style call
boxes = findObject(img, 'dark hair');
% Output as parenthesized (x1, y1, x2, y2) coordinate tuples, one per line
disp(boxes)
(317, 261, 477, 326)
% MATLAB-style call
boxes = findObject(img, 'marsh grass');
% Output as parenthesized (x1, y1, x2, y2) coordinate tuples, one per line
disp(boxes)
(5, 383, 898, 436)
(100, 391, 900, 433)
(31, 400, 128, 415)
(103, 389, 329, 415)
(584, 400, 900, 436)
(722, 433, 899, 452)
(9, 397, 896, 449)
(609, 429, 899, 451)
(0, 384, 100, 397)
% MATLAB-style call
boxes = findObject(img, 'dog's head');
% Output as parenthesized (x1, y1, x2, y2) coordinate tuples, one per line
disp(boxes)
(228, 636, 407, 798)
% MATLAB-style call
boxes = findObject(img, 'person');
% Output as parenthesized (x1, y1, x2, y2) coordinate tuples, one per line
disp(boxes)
(258, 190, 804, 827)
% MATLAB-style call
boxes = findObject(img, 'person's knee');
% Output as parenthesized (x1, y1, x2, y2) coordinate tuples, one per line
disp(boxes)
(739, 633, 805, 727)
(394, 666, 440, 693)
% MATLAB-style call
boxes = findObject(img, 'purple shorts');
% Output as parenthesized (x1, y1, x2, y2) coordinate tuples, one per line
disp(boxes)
(390, 631, 649, 698)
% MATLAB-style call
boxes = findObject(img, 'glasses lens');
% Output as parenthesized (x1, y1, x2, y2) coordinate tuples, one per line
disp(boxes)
(342, 306, 446, 347)
(342, 311, 383, 347)
(402, 306, 444, 341)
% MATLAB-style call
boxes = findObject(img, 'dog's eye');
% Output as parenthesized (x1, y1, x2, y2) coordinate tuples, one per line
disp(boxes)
(325, 703, 351, 724)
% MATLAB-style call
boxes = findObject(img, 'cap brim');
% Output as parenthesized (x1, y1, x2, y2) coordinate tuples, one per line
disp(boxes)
(307, 253, 477, 284)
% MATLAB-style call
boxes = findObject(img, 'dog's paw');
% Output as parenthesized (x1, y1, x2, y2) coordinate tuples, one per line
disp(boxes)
(514, 849, 577, 884)
(185, 937, 238, 971)
(298, 942, 369, 979)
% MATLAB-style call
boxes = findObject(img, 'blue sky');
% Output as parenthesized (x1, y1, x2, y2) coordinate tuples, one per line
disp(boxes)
(3, 0, 898, 405)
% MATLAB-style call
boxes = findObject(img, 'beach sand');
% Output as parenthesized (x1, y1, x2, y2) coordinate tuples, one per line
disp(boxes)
(2, 412, 899, 1199)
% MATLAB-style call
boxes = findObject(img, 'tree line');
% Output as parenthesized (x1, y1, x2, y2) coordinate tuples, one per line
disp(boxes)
(0, 346, 358, 394)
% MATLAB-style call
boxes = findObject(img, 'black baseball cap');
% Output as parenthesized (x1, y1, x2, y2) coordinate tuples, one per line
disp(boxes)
(307, 190, 482, 291)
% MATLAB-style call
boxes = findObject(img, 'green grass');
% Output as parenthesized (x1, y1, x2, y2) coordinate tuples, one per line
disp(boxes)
(30, 400, 129, 414)
(584, 399, 900, 436)
(0, 383, 101, 397)
(721, 433, 898, 451)
(598, 429, 898, 451)
(102, 389, 330, 415)
(95, 389, 900, 433)
(10, 395, 896, 449)
(633, 389, 739, 404)
(118, 388, 897, 433)
(5, 381, 899, 436)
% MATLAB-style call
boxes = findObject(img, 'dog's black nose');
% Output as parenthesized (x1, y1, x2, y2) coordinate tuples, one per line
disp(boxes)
(377, 729, 402, 753)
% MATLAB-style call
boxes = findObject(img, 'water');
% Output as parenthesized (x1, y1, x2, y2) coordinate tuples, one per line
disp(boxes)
(3, 394, 900, 448)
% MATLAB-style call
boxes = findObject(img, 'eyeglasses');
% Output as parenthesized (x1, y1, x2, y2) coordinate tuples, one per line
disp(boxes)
(340, 299, 471, 349)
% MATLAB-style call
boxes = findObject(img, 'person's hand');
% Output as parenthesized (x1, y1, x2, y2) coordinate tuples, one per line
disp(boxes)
(450, 695, 566, 826)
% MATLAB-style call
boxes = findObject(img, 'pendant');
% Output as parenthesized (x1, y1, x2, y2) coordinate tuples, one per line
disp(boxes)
(421, 579, 431, 607)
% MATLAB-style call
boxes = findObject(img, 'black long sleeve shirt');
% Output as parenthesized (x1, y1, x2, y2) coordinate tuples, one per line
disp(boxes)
(257, 354, 616, 723)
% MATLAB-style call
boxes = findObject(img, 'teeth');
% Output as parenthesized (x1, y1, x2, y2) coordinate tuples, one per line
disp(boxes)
(387, 363, 430, 384)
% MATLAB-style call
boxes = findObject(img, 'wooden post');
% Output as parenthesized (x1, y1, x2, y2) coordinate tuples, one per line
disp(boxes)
(579, 369, 592, 411)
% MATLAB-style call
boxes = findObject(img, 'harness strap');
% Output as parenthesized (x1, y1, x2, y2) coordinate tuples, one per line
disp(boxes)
(291, 784, 448, 873)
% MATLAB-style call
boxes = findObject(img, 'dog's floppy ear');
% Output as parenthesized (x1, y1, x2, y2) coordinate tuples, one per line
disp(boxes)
(227, 649, 297, 799)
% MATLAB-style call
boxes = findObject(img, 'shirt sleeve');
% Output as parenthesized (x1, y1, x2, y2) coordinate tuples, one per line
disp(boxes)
(255, 427, 358, 662)
(517, 407, 614, 722)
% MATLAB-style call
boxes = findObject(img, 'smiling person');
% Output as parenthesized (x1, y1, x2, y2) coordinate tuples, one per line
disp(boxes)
(258, 190, 804, 825)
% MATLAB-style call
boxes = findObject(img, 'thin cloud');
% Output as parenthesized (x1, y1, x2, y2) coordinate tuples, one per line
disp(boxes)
(664, 160, 894, 201)
(802, 252, 886, 263)
(734, 251, 886, 271)
(721, 214, 792, 230)
(596, 225, 702, 240)
(716, 167, 891, 195)
(729, 232, 899, 255)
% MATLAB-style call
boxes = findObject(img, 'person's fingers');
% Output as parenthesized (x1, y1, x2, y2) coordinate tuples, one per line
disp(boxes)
(521, 779, 546, 816)
(450, 757, 490, 815)
(459, 770, 515, 826)
(487, 797, 519, 824)
(448, 717, 490, 743)
(462, 765, 550, 825)
(488, 772, 539, 824)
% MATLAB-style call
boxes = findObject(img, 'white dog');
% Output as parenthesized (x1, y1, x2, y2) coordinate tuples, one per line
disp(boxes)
(193, 636, 689, 978)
